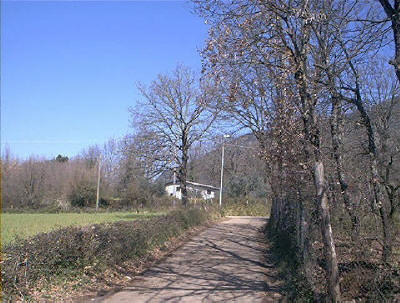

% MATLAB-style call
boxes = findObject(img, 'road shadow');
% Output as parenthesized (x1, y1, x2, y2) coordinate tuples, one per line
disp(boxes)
(91, 217, 284, 302)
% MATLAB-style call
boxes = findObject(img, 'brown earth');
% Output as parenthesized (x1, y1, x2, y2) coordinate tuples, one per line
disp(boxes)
(91, 216, 283, 303)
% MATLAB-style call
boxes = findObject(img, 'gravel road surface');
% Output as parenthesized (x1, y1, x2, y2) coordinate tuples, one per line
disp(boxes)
(95, 216, 283, 302)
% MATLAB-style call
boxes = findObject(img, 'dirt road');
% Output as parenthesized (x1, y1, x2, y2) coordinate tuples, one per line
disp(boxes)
(95, 216, 283, 302)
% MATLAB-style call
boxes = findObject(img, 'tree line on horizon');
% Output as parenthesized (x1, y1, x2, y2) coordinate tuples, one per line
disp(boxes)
(1, 131, 269, 211)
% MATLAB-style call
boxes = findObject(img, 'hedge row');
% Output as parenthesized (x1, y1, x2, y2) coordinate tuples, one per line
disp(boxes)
(1, 208, 215, 300)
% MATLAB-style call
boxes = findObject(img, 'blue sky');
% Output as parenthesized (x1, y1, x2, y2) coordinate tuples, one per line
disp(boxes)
(1, 0, 208, 159)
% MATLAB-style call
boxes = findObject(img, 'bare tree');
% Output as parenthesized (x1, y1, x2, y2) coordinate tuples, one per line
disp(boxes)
(195, 1, 342, 299)
(355, 63, 400, 262)
(130, 65, 218, 206)
(320, 3, 399, 260)
(370, 66, 400, 262)
(376, 0, 400, 82)
(308, 0, 384, 242)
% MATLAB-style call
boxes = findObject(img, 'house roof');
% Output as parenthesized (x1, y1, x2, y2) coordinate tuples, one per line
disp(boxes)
(165, 181, 220, 191)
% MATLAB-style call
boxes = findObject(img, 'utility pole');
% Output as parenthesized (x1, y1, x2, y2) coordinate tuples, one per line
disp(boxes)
(219, 135, 230, 207)
(219, 144, 225, 207)
(96, 155, 102, 211)
(173, 168, 177, 202)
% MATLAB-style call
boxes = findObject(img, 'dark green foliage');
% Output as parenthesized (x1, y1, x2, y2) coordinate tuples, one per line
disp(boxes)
(116, 177, 166, 209)
(1, 208, 212, 300)
(68, 180, 97, 207)
(55, 154, 69, 163)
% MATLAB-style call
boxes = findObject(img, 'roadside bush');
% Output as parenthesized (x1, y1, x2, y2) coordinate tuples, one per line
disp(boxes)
(265, 224, 315, 302)
(1, 208, 214, 300)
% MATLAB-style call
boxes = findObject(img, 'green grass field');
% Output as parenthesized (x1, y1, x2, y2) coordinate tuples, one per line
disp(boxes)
(1, 211, 163, 246)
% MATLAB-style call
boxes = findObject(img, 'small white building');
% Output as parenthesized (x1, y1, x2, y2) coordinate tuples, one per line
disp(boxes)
(165, 181, 220, 200)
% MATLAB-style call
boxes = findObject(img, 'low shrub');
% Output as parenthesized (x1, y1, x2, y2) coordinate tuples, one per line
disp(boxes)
(1, 208, 215, 300)
(264, 224, 315, 302)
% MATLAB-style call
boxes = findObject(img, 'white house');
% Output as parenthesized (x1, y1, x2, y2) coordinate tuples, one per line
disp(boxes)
(165, 181, 220, 200)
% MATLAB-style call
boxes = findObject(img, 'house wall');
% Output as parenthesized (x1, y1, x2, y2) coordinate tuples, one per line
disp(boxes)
(165, 184, 182, 199)
(165, 184, 216, 200)
(199, 189, 215, 200)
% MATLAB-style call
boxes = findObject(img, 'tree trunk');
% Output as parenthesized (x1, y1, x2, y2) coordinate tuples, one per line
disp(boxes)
(379, 0, 400, 83)
(299, 200, 319, 299)
(372, 157, 393, 263)
(353, 97, 393, 262)
(180, 131, 189, 207)
(296, 195, 303, 251)
(330, 97, 360, 242)
(296, 65, 341, 302)
(379, 200, 393, 263)
(180, 149, 189, 207)
(315, 161, 341, 303)
(393, 14, 400, 83)
(270, 196, 279, 230)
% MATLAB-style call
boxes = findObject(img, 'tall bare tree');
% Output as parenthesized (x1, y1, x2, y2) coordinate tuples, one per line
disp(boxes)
(313, 0, 398, 260)
(338, 59, 400, 263)
(195, 1, 342, 300)
(377, 0, 400, 82)
(309, 0, 384, 242)
(130, 65, 218, 206)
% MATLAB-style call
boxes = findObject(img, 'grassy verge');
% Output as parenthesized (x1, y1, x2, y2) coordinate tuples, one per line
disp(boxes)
(221, 198, 271, 216)
(1, 208, 219, 301)
(1, 211, 163, 245)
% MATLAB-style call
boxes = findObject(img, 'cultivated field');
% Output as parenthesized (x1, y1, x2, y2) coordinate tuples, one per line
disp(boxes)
(1, 211, 163, 245)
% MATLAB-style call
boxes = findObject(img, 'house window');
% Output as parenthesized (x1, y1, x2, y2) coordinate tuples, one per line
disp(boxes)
(177, 187, 181, 192)
(207, 189, 211, 194)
